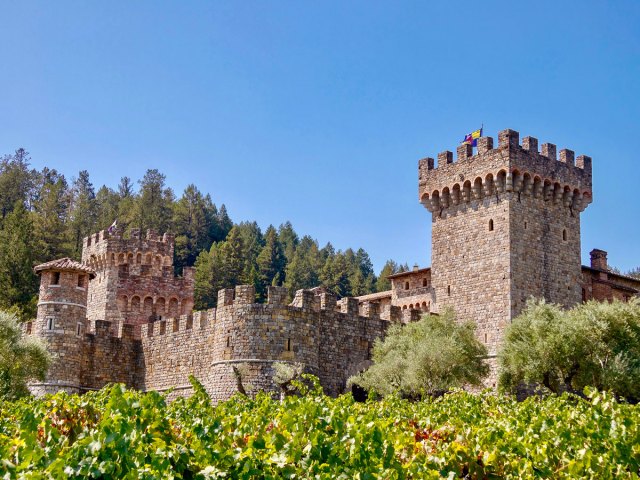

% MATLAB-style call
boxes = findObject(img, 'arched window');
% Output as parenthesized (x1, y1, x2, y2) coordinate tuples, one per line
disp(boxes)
(447, 285, 451, 296)
(131, 296, 141, 312)
(489, 219, 494, 231)
(563, 229, 567, 241)
(422, 278, 428, 287)
(405, 281, 409, 290)
(136, 253, 142, 264)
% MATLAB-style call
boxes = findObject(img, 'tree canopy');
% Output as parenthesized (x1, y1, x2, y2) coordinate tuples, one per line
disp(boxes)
(0, 147, 397, 315)
(349, 310, 489, 399)
(499, 298, 640, 400)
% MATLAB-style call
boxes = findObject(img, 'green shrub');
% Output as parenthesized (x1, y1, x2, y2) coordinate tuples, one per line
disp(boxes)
(350, 309, 489, 399)
(0, 310, 49, 400)
(499, 298, 640, 400)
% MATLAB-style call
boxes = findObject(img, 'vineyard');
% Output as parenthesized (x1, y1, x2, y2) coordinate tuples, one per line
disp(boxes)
(1, 377, 639, 479)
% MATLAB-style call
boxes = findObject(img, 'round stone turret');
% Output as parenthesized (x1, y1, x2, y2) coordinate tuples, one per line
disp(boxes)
(31, 258, 95, 395)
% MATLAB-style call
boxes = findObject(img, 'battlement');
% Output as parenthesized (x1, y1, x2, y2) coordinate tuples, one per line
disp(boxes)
(137, 285, 395, 342)
(82, 228, 175, 269)
(418, 128, 593, 214)
(140, 309, 215, 338)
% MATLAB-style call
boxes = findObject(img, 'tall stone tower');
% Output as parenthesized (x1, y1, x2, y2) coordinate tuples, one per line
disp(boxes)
(81, 228, 195, 332)
(419, 129, 592, 361)
(31, 258, 95, 395)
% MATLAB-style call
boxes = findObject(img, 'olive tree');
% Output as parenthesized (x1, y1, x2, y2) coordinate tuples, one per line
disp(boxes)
(0, 310, 50, 400)
(349, 309, 489, 399)
(499, 298, 640, 400)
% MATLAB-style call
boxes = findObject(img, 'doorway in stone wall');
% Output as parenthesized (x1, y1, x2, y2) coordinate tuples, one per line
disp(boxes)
(351, 383, 368, 402)
(347, 359, 373, 402)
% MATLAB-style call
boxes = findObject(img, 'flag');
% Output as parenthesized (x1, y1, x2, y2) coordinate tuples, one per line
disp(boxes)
(107, 219, 117, 234)
(463, 127, 483, 147)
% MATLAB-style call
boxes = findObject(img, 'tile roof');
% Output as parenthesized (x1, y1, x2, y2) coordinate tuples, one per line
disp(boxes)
(387, 267, 431, 279)
(355, 290, 392, 302)
(34, 258, 96, 278)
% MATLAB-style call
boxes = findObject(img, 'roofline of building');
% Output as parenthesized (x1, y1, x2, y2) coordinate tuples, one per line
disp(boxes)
(387, 267, 431, 279)
(581, 265, 640, 287)
(34, 258, 96, 278)
(354, 290, 392, 302)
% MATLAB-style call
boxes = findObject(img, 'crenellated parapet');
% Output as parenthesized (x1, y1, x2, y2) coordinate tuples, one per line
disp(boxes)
(80, 226, 195, 329)
(82, 228, 175, 273)
(134, 285, 391, 401)
(418, 129, 593, 215)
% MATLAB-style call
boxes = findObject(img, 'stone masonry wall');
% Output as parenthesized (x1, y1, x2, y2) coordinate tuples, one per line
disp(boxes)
(510, 195, 582, 317)
(430, 195, 511, 356)
(137, 286, 389, 402)
(420, 129, 592, 368)
(30, 270, 90, 395)
(83, 228, 194, 332)
(80, 321, 140, 391)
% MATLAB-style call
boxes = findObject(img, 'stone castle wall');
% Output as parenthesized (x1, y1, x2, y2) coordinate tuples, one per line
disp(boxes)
(80, 321, 140, 391)
(28, 283, 394, 402)
(137, 285, 389, 402)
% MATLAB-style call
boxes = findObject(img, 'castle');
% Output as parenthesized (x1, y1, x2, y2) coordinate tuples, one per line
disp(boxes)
(25, 128, 640, 398)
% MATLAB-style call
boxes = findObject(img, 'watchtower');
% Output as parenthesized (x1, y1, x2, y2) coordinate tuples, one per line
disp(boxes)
(81, 227, 195, 331)
(31, 258, 95, 394)
(419, 129, 592, 358)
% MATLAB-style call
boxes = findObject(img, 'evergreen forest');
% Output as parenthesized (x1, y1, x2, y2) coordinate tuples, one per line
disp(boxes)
(0, 148, 405, 320)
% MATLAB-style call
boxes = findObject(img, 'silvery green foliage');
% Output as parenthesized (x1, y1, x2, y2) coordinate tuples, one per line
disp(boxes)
(0, 310, 50, 400)
(500, 298, 640, 400)
(350, 309, 489, 398)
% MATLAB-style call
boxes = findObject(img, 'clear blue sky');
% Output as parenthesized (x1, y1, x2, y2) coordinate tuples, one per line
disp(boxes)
(1, 1, 639, 273)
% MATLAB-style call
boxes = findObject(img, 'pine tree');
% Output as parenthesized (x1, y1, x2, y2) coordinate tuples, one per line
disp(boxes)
(68, 170, 98, 258)
(256, 226, 285, 299)
(0, 149, 35, 219)
(222, 227, 245, 285)
(135, 169, 174, 233)
(320, 250, 349, 297)
(95, 186, 120, 230)
(278, 221, 299, 264)
(193, 250, 216, 310)
(234, 222, 264, 284)
(115, 176, 137, 230)
(215, 204, 233, 241)
(376, 260, 400, 292)
(32, 168, 71, 261)
(284, 235, 321, 298)
(0, 203, 39, 320)
(173, 185, 219, 272)
(349, 248, 376, 296)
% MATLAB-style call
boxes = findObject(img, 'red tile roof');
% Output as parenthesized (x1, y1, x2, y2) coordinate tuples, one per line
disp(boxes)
(34, 258, 96, 278)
